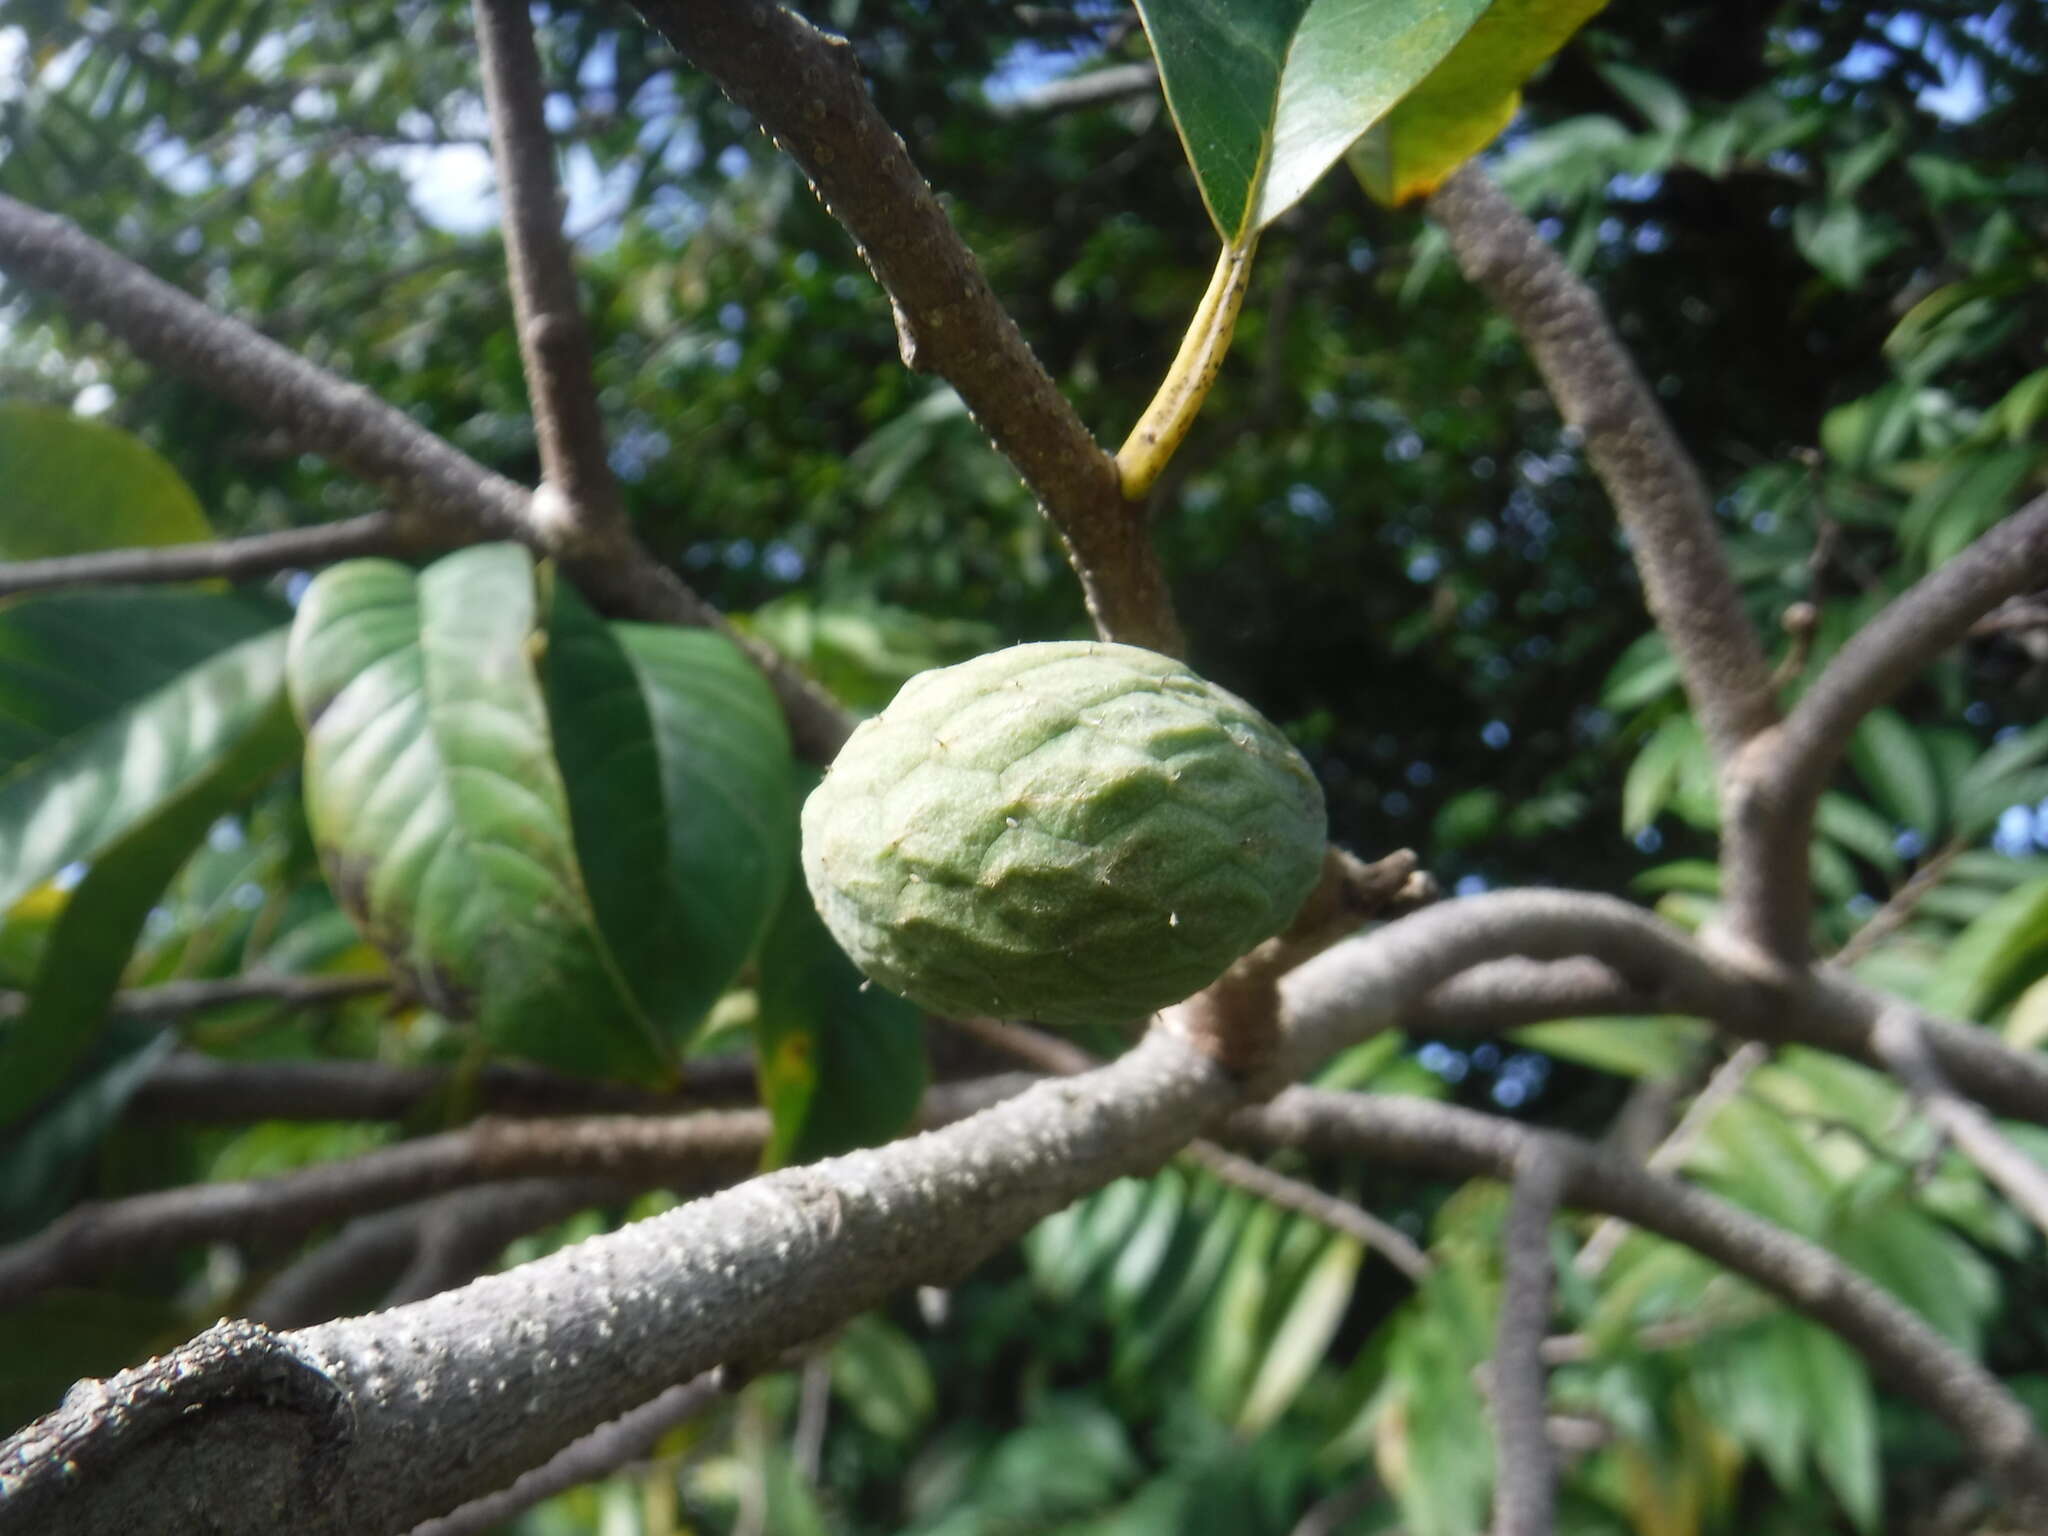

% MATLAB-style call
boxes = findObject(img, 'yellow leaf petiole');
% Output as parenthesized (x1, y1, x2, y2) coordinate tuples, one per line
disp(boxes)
(1114, 234, 1258, 500)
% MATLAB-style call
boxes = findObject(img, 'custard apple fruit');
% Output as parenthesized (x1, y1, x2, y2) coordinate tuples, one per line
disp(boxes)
(800, 641, 1327, 1026)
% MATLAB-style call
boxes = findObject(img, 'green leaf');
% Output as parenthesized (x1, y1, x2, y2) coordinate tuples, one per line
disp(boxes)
(0, 590, 285, 912)
(1923, 877, 2048, 1022)
(0, 633, 297, 1126)
(754, 789, 926, 1167)
(1601, 631, 1680, 711)
(1235, 1234, 1361, 1434)
(545, 585, 795, 1041)
(1349, 0, 1607, 206)
(1135, 0, 1489, 239)
(0, 404, 212, 560)
(1789, 1321, 1879, 1532)
(1815, 794, 1903, 877)
(1511, 1016, 1708, 1079)
(1622, 714, 1690, 834)
(1846, 709, 1942, 838)
(0, 1019, 175, 1241)
(288, 546, 667, 1080)
(829, 1313, 935, 1443)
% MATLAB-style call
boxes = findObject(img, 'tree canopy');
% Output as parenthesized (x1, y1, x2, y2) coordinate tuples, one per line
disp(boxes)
(1, 1, 2046, 1533)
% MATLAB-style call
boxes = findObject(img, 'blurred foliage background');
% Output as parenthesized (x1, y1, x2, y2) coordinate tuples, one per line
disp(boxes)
(3, 0, 2047, 1530)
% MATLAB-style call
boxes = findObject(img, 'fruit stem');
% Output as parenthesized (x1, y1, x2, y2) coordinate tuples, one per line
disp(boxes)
(1114, 234, 1258, 500)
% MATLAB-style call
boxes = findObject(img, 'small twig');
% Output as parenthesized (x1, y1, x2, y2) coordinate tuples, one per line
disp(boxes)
(946, 1013, 1431, 1279)
(125, 1051, 759, 1123)
(1575, 1040, 1768, 1278)
(0, 972, 388, 1025)
(632, 0, 1183, 655)
(1427, 165, 1777, 763)
(1723, 491, 2048, 959)
(0, 516, 416, 599)
(791, 1356, 831, 1486)
(406, 1374, 723, 1536)
(1832, 838, 1964, 970)
(1286, 1473, 1381, 1536)
(1179, 1140, 1433, 1283)
(1491, 1146, 1566, 1536)
(988, 60, 1158, 118)
(1876, 1010, 2048, 1239)
(472, 0, 621, 539)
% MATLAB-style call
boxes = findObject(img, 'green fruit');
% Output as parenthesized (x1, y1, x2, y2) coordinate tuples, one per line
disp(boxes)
(800, 641, 1327, 1026)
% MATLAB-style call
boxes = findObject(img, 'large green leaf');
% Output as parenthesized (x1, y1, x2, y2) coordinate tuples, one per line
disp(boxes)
(0, 631, 297, 1126)
(754, 803, 927, 1168)
(0, 589, 285, 911)
(1846, 709, 1943, 838)
(0, 404, 212, 560)
(1134, 0, 1489, 239)
(1350, 0, 1607, 206)
(544, 585, 795, 1040)
(288, 546, 667, 1080)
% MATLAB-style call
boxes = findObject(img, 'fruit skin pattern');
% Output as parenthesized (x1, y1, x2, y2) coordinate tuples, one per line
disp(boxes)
(801, 641, 1328, 1027)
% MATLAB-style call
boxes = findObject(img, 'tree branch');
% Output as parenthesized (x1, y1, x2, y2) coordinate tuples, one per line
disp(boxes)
(248, 1179, 630, 1329)
(1178, 1139, 1433, 1283)
(1491, 1146, 1566, 1536)
(406, 1374, 723, 1536)
(0, 516, 417, 599)
(1875, 1010, 2048, 1240)
(1427, 165, 1776, 760)
(0, 192, 852, 762)
(472, 0, 621, 537)
(125, 1052, 760, 1124)
(13, 891, 2048, 1529)
(1723, 492, 2048, 958)
(0, 972, 389, 1026)
(630, 0, 1183, 654)
(0, 1111, 772, 1306)
(1231, 1088, 2048, 1518)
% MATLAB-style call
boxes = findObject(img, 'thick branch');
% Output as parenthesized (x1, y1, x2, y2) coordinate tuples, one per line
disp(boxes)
(1232, 1088, 2048, 1517)
(407, 1375, 722, 1536)
(0, 516, 414, 599)
(630, 0, 1182, 654)
(473, 0, 621, 535)
(1491, 1147, 1566, 1536)
(1723, 492, 2048, 958)
(1427, 166, 1775, 760)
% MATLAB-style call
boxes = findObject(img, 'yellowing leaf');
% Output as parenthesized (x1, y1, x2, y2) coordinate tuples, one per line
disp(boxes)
(1351, 0, 1609, 206)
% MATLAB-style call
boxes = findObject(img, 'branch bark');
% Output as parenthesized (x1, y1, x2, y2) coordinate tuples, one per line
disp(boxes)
(1722, 492, 2048, 958)
(1491, 1146, 1566, 1536)
(0, 972, 388, 1026)
(630, 0, 1183, 655)
(1427, 164, 1776, 762)
(0, 516, 417, 599)
(472, 0, 622, 537)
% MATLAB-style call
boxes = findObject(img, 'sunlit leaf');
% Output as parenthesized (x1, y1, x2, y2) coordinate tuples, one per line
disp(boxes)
(1135, 0, 1489, 238)
(1350, 0, 1607, 206)
(0, 404, 212, 561)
